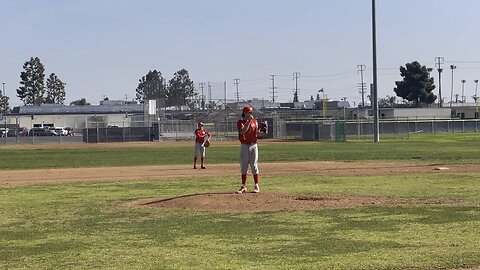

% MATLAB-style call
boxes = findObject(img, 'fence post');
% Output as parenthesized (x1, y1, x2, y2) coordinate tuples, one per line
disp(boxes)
(432, 117, 435, 134)
(96, 121, 99, 143)
(85, 116, 89, 143)
(407, 117, 410, 140)
(356, 114, 360, 140)
(414, 116, 417, 133)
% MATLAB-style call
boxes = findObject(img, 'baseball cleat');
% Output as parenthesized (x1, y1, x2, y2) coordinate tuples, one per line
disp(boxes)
(201, 166, 206, 169)
(236, 186, 247, 194)
(253, 185, 260, 193)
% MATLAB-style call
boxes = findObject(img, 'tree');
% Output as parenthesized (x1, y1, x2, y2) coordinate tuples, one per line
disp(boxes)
(70, 98, 90, 106)
(135, 70, 165, 104)
(394, 61, 437, 106)
(293, 91, 299, 102)
(206, 100, 216, 110)
(45, 73, 66, 104)
(167, 69, 195, 107)
(378, 95, 397, 107)
(17, 57, 46, 105)
(0, 95, 10, 114)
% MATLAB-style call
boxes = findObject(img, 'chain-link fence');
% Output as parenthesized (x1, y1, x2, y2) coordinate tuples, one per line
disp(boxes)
(280, 117, 480, 141)
(2, 112, 480, 144)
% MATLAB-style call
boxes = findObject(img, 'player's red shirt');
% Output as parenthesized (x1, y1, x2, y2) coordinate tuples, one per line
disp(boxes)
(195, 128, 211, 143)
(237, 119, 258, 144)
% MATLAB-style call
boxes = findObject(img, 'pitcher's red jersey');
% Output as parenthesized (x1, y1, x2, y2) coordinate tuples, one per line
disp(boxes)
(195, 129, 210, 143)
(237, 119, 258, 144)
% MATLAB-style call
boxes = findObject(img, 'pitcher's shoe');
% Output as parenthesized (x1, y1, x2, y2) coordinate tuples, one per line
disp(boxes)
(253, 184, 260, 193)
(236, 186, 247, 194)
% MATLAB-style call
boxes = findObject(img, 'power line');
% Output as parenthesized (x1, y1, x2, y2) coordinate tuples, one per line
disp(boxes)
(445, 60, 480, 63)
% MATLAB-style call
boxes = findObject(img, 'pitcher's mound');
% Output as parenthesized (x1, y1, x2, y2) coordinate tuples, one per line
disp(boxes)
(131, 192, 402, 212)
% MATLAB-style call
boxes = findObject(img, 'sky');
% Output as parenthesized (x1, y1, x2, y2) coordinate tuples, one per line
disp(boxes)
(2, 0, 480, 107)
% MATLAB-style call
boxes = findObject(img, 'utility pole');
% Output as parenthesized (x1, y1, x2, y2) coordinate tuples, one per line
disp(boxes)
(357, 65, 366, 107)
(163, 79, 167, 111)
(2, 82, 6, 144)
(435, 57, 444, 107)
(208, 82, 212, 105)
(450, 65, 456, 107)
(461, 79, 466, 106)
(475, 79, 479, 118)
(224, 81, 227, 105)
(233, 78, 240, 103)
(270, 75, 278, 103)
(199, 82, 205, 110)
(371, 0, 379, 142)
(2, 82, 5, 112)
(293, 72, 301, 102)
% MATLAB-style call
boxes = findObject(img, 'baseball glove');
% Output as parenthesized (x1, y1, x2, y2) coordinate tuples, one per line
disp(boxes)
(259, 121, 268, 133)
(204, 140, 210, 147)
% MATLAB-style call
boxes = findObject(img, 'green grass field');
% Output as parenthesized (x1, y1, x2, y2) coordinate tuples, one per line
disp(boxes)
(1, 133, 480, 269)
(1, 133, 480, 170)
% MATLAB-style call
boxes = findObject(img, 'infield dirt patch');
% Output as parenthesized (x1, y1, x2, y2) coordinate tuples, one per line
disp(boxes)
(131, 192, 476, 213)
(2, 160, 480, 214)
(1, 161, 479, 186)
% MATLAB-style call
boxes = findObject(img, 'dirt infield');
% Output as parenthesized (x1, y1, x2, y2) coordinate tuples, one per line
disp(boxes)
(1, 161, 479, 186)
(2, 161, 480, 213)
(131, 192, 478, 213)
(0, 160, 478, 216)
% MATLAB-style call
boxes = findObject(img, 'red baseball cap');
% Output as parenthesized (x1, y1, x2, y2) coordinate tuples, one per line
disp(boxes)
(242, 106, 253, 113)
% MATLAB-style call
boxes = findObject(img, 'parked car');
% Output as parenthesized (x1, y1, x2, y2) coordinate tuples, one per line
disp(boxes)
(7, 127, 29, 137)
(49, 127, 68, 136)
(28, 127, 56, 136)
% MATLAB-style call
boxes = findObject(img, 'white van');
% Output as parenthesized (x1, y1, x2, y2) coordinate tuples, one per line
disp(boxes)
(49, 127, 68, 136)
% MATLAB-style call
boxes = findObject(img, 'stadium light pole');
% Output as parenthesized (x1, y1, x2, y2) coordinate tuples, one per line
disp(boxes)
(371, 0, 379, 142)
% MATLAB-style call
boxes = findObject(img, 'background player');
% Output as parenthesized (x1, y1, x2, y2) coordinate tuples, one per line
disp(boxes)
(194, 122, 211, 169)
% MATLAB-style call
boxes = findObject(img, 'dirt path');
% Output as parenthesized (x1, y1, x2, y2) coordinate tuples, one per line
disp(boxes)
(1, 161, 479, 186)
